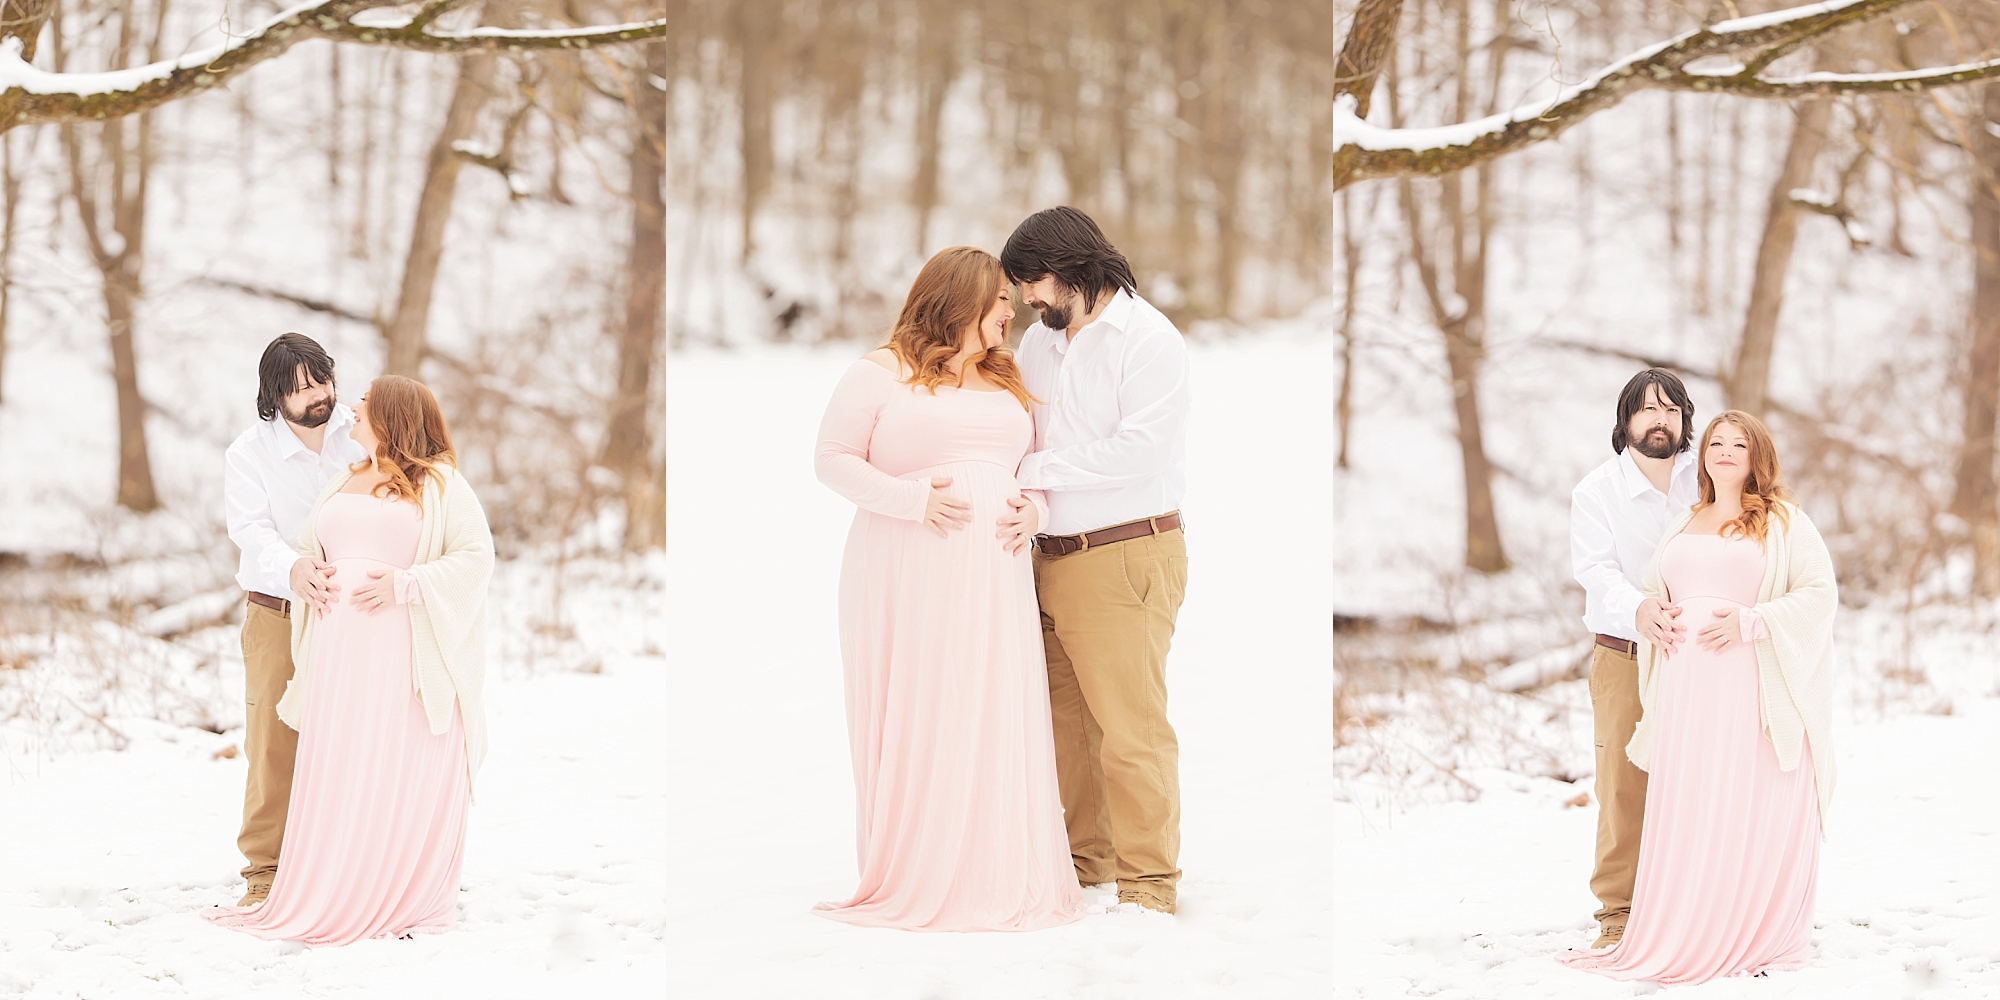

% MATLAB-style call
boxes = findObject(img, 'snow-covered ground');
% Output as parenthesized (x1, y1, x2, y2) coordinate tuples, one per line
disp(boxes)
(662, 332, 1998, 998)
(0, 555, 669, 998)
(663, 329, 1340, 997)
(6, 324, 1996, 998)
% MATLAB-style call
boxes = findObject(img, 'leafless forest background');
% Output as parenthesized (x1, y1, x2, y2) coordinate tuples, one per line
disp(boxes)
(0, 0, 666, 755)
(1329, 0, 2000, 804)
(657, 0, 1335, 346)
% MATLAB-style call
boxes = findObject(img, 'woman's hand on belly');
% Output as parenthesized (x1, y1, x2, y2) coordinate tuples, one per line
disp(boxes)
(1694, 606, 1744, 653)
(351, 569, 397, 615)
(923, 477, 973, 537)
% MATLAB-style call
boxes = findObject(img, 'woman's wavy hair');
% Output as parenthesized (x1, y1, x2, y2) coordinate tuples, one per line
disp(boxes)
(886, 246, 1034, 410)
(352, 375, 456, 508)
(1694, 410, 1792, 544)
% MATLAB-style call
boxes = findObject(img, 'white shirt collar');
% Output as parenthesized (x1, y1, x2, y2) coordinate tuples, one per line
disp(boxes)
(267, 402, 355, 460)
(1619, 445, 1696, 499)
(1047, 288, 1136, 355)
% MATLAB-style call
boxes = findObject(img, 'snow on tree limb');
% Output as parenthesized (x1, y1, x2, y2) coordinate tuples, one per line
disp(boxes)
(1333, 0, 2000, 187)
(0, 0, 667, 131)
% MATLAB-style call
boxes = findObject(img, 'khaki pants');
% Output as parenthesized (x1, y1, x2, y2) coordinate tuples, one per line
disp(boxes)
(238, 600, 300, 887)
(1034, 527, 1188, 903)
(1588, 642, 1649, 930)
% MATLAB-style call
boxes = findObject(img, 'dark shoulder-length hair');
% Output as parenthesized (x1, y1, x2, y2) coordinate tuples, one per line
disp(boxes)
(1611, 367, 1696, 455)
(999, 206, 1138, 311)
(255, 333, 336, 422)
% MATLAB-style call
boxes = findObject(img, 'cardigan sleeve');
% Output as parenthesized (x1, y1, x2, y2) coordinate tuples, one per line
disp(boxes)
(814, 362, 932, 521)
(1752, 509, 1838, 711)
(408, 470, 495, 659)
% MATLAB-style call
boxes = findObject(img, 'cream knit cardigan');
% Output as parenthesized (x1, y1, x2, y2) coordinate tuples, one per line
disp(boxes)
(279, 464, 495, 791)
(1629, 500, 1838, 830)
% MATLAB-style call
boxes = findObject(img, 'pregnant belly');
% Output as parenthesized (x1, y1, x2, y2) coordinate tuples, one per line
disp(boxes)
(902, 460, 1023, 522)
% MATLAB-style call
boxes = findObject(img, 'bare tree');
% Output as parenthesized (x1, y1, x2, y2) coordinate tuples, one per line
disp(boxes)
(0, 0, 669, 134)
(57, 0, 170, 512)
(732, 0, 775, 262)
(1391, 0, 1509, 574)
(1953, 82, 2000, 594)
(0, 129, 25, 406)
(1727, 98, 1831, 416)
(910, 0, 956, 257)
(383, 54, 498, 376)
(1333, 0, 2000, 191)
(600, 40, 667, 551)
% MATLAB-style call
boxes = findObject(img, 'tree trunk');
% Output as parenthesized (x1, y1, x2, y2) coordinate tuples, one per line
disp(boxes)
(57, 1, 160, 511)
(1388, 2, 1507, 574)
(1329, 0, 1405, 191)
(1336, 186, 1362, 469)
(383, 55, 496, 377)
(1953, 83, 2000, 594)
(911, 0, 956, 257)
(0, 0, 56, 58)
(1727, 98, 1830, 416)
(734, 0, 775, 263)
(602, 42, 668, 552)
(0, 131, 19, 406)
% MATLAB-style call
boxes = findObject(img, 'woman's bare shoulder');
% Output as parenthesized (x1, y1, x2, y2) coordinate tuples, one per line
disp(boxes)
(860, 348, 902, 374)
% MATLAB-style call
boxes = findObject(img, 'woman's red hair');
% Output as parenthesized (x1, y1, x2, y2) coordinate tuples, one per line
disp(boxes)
(1694, 410, 1792, 543)
(352, 375, 456, 508)
(886, 246, 1034, 410)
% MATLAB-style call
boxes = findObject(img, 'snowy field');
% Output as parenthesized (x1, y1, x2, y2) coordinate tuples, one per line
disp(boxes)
(2, 334, 1994, 997)
(0, 555, 670, 998)
(665, 331, 1998, 999)
(0, 312, 671, 992)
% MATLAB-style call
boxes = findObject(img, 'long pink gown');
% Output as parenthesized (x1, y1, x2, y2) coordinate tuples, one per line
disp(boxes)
(1561, 532, 1820, 985)
(811, 359, 1083, 932)
(206, 492, 471, 946)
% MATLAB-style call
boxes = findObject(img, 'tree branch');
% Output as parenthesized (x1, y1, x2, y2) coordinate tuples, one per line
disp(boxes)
(196, 275, 380, 328)
(1334, 0, 2000, 188)
(0, 0, 669, 132)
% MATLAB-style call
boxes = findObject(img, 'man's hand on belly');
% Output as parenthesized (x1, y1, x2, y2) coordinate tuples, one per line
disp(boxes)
(996, 496, 1039, 555)
(290, 557, 340, 617)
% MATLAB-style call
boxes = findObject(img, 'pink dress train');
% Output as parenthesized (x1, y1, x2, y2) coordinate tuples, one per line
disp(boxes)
(812, 360, 1083, 932)
(1561, 533, 1820, 985)
(206, 493, 471, 946)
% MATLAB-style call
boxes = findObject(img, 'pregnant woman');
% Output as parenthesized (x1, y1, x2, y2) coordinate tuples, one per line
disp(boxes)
(1561, 410, 1837, 985)
(812, 246, 1082, 931)
(207, 374, 493, 946)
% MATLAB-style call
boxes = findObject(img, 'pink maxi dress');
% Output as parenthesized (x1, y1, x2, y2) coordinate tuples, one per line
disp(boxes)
(1561, 532, 1820, 985)
(206, 492, 471, 946)
(811, 359, 1083, 932)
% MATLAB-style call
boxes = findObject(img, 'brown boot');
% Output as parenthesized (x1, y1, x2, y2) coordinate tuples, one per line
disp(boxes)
(236, 882, 272, 907)
(1591, 922, 1625, 950)
(1117, 887, 1176, 914)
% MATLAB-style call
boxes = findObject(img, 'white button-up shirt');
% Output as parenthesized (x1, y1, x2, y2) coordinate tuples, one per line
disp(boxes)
(1570, 447, 1701, 641)
(224, 404, 369, 602)
(1015, 288, 1191, 536)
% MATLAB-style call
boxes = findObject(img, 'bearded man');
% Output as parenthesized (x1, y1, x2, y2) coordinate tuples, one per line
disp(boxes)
(1569, 367, 1701, 947)
(221, 333, 368, 905)
(996, 206, 1192, 914)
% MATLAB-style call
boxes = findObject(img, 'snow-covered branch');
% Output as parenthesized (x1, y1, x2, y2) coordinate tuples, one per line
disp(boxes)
(1333, 0, 2000, 187)
(0, 0, 668, 132)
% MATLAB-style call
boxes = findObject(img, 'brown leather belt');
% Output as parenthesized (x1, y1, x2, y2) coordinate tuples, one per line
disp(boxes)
(247, 591, 292, 616)
(1034, 511, 1182, 557)
(1594, 633, 1637, 656)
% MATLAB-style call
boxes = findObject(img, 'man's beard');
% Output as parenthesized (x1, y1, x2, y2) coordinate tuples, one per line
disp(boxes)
(284, 397, 334, 428)
(1033, 291, 1078, 332)
(1632, 426, 1678, 460)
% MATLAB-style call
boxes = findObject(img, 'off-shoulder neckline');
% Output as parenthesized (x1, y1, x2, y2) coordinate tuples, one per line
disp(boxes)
(854, 357, 1013, 394)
